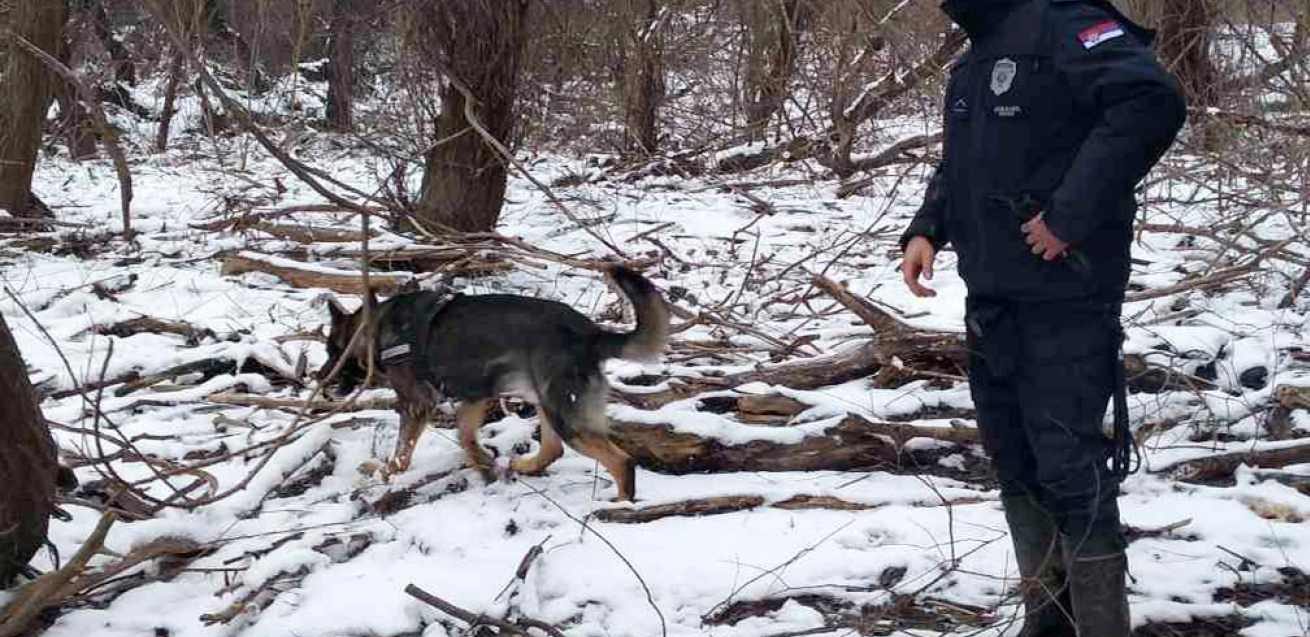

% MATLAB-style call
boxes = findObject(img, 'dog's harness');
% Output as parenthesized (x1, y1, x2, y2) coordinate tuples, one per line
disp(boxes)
(373, 289, 457, 384)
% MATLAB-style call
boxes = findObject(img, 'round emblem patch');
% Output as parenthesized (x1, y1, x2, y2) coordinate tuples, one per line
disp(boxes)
(991, 58, 1017, 96)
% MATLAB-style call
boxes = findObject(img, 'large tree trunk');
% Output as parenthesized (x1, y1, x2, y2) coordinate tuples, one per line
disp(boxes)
(741, 0, 809, 140)
(0, 314, 59, 586)
(0, 1, 66, 219)
(1158, 0, 1219, 148)
(57, 4, 99, 161)
(325, 0, 355, 133)
(54, 84, 99, 160)
(620, 0, 666, 155)
(202, 0, 266, 93)
(411, 0, 530, 234)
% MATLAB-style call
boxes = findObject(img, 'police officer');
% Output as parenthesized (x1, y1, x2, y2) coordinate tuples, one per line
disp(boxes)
(899, 1, 1185, 635)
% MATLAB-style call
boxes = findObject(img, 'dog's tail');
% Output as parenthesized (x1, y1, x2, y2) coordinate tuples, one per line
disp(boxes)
(596, 266, 670, 362)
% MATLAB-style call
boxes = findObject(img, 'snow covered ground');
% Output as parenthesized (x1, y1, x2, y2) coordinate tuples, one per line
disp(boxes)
(3, 91, 1309, 636)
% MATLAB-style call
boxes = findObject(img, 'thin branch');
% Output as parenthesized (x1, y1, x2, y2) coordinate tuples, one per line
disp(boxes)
(404, 583, 566, 637)
(519, 481, 667, 637)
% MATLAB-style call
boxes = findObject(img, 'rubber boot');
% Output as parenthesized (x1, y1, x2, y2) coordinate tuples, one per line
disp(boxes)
(1062, 534, 1131, 637)
(1002, 494, 1077, 637)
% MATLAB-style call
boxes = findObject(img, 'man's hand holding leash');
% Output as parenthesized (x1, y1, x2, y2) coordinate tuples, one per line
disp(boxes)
(1020, 213, 1070, 261)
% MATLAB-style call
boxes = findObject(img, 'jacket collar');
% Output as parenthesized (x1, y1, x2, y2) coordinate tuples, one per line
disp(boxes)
(940, 0, 1030, 39)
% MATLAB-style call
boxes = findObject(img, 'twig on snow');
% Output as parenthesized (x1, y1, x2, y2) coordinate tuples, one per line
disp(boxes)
(404, 583, 566, 637)
(518, 480, 668, 637)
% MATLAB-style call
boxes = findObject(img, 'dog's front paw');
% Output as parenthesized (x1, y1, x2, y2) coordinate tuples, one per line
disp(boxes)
(507, 457, 547, 476)
(475, 464, 499, 485)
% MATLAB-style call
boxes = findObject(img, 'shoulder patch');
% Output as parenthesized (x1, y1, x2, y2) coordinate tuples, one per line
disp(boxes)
(1077, 19, 1125, 49)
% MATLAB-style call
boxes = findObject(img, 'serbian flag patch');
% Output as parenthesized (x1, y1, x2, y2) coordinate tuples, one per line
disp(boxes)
(1077, 20, 1125, 49)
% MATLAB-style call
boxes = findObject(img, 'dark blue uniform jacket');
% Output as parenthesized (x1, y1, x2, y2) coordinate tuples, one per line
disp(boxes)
(901, 0, 1186, 302)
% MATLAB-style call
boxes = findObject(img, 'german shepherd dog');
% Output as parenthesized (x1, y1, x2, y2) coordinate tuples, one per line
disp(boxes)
(317, 266, 669, 502)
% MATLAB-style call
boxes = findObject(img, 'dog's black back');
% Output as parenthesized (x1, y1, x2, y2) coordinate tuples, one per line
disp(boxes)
(415, 294, 605, 401)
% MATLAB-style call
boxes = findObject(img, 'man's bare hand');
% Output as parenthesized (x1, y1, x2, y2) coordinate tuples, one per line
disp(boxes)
(901, 236, 937, 298)
(1020, 213, 1070, 261)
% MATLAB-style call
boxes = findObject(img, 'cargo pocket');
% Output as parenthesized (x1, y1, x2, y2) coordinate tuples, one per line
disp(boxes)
(1021, 305, 1118, 443)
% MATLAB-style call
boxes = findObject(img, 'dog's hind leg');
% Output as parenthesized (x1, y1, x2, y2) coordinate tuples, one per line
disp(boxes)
(565, 429, 636, 502)
(509, 412, 564, 475)
(457, 398, 497, 483)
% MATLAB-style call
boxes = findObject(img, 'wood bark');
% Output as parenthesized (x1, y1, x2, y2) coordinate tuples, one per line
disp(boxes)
(1157, 0, 1219, 148)
(54, 0, 99, 160)
(9, 30, 135, 240)
(0, 1, 65, 220)
(326, 0, 355, 132)
(219, 251, 414, 294)
(740, 0, 809, 139)
(620, 0, 666, 155)
(411, 0, 530, 234)
(610, 413, 979, 476)
(595, 493, 989, 524)
(1162, 441, 1310, 484)
(0, 314, 59, 586)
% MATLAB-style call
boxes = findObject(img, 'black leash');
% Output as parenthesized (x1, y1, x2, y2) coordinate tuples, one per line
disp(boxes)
(1109, 322, 1141, 479)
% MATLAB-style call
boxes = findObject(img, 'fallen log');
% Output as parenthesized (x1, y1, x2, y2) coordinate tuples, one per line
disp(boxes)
(89, 316, 224, 343)
(613, 341, 886, 409)
(114, 358, 238, 396)
(47, 371, 140, 401)
(205, 391, 399, 412)
(1161, 441, 1310, 484)
(594, 494, 889, 524)
(244, 221, 372, 243)
(308, 246, 515, 276)
(811, 275, 967, 387)
(1247, 471, 1310, 496)
(1123, 354, 1216, 393)
(1266, 384, 1310, 439)
(1275, 384, 1310, 410)
(219, 251, 414, 294)
(594, 496, 767, 523)
(611, 413, 980, 477)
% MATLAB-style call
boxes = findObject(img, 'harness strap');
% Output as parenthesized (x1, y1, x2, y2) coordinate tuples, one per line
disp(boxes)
(373, 289, 457, 377)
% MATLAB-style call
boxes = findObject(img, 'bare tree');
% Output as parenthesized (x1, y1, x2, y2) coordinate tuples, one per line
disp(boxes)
(806, 0, 961, 177)
(409, 0, 531, 234)
(0, 313, 59, 586)
(326, 0, 355, 132)
(1158, 0, 1219, 146)
(618, 0, 668, 155)
(0, 1, 66, 220)
(739, 0, 810, 140)
(202, 0, 266, 92)
(54, 2, 100, 160)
